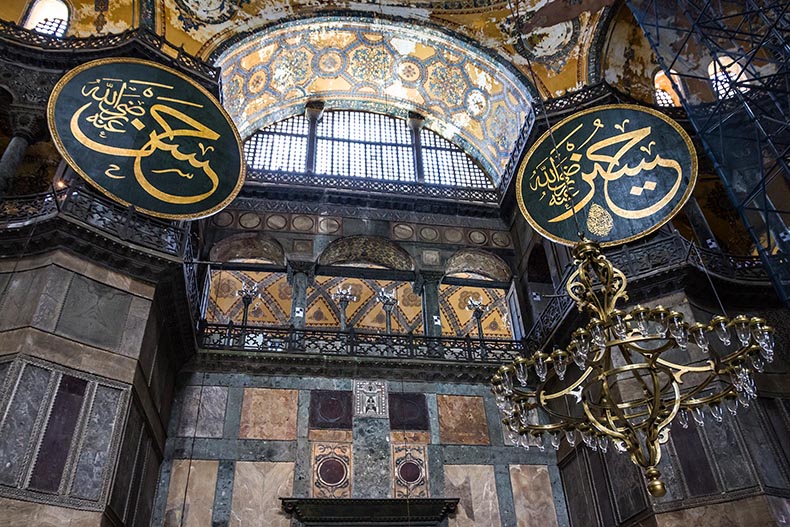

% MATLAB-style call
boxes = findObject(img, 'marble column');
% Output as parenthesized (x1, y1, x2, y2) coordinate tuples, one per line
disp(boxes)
(407, 112, 426, 182)
(0, 106, 45, 200)
(416, 270, 443, 337)
(287, 261, 314, 329)
(304, 101, 325, 174)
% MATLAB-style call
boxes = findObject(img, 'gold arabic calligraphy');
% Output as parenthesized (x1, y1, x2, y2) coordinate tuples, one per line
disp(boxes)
(70, 77, 221, 205)
(528, 117, 684, 228)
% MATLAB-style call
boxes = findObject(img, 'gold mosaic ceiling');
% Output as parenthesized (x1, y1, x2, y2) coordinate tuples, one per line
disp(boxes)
(3, 0, 629, 180)
(2, 0, 617, 99)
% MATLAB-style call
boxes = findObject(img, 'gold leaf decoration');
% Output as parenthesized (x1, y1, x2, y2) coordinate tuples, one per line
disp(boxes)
(587, 203, 614, 237)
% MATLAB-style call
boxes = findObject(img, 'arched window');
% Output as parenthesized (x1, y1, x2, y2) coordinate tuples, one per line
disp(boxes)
(653, 70, 682, 107)
(708, 56, 748, 99)
(23, 0, 69, 37)
(243, 109, 493, 189)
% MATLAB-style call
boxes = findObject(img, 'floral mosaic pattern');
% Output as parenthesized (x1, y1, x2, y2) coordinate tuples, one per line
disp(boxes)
(350, 47, 392, 82)
(272, 50, 309, 92)
(427, 65, 466, 106)
(216, 18, 534, 184)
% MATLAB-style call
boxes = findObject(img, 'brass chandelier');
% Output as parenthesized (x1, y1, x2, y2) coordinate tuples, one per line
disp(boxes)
(491, 240, 776, 497)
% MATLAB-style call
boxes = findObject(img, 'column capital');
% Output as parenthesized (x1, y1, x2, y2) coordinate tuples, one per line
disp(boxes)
(287, 260, 316, 285)
(412, 269, 444, 294)
(7, 105, 47, 143)
(304, 100, 325, 122)
(406, 111, 425, 133)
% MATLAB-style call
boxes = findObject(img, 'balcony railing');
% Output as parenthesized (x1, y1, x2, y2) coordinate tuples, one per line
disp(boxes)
(199, 324, 523, 365)
(0, 183, 190, 258)
(245, 168, 500, 204)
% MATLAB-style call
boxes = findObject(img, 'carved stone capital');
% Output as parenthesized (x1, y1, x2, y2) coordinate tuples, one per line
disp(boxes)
(8, 105, 47, 143)
(413, 269, 444, 293)
(287, 260, 316, 285)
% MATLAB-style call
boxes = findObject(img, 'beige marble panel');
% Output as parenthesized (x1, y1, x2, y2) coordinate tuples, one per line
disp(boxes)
(230, 461, 294, 527)
(509, 465, 558, 527)
(0, 328, 137, 383)
(438, 395, 490, 445)
(445, 465, 501, 527)
(239, 388, 298, 440)
(0, 496, 102, 527)
(308, 429, 353, 442)
(164, 460, 218, 527)
(655, 495, 782, 527)
(391, 431, 430, 444)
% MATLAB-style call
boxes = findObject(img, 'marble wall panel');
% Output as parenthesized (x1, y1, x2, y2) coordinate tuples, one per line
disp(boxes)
(29, 374, 88, 492)
(131, 441, 161, 527)
(177, 386, 228, 437)
(55, 274, 132, 351)
(0, 269, 44, 331)
(163, 460, 218, 527)
(670, 421, 719, 497)
(391, 431, 430, 444)
(585, 450, 615, 526)
(739, 403, 789, 489)
(602, 446, 647, 523)
(71, 385, 123, 501)
(654, 495, 781, 527)
(509, 465, 559, 527)
(231, 461, 294, 527)
(438, 395, 489, 445)
(0, 363, 50, 487)
(352, 417, 390, 499)
(0, 496, 102, 527)
(309, 390, 353, 429)
(30, 266, 72, 332)
(560, 452, 598, 527)
(239, 388, 297, 440)
(389, 392, 430, 431)
(760, 398, 790, 471)
(393, 444, 429, 498)
(312, 442, 352, 498)
(444, 464, 501, 527)
(109, 403, 144, 519)
(308, 429, 353, 442)
(701, 418, 756, 492)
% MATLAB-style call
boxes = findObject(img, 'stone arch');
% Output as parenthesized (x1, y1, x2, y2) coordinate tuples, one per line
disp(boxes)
(445, 249, 512, 282)
(211, 15, 535, 185)
(209, 232, 285, 265)
(318, 236, 414, 271)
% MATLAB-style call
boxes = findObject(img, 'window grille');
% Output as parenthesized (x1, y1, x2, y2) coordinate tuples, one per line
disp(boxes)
(32, 17, 67, 37)
(421, 129, 491, 188)
(243, 109, 494, 189)
(244, 114, 309, 172)
(23, 0, 70, 37)
(654, 88, 675, 107)
(315, 111, 413, 180)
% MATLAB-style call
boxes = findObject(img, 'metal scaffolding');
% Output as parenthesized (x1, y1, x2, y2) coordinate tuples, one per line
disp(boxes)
(626, 0, 790, 305)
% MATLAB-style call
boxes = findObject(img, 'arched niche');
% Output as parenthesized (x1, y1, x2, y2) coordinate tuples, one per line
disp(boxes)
(209, 232, 286, 265)
(525, 243, 553, 285)
(318, 236, 414, 271)
(445, 249, 511, 282)
(213, 15, 535, 185)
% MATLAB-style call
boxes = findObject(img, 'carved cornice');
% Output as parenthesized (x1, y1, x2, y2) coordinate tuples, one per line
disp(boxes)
(0, 22, 218, 93)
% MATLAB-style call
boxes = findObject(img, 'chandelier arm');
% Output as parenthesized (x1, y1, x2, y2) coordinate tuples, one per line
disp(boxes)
(537, 367, 596, 401)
